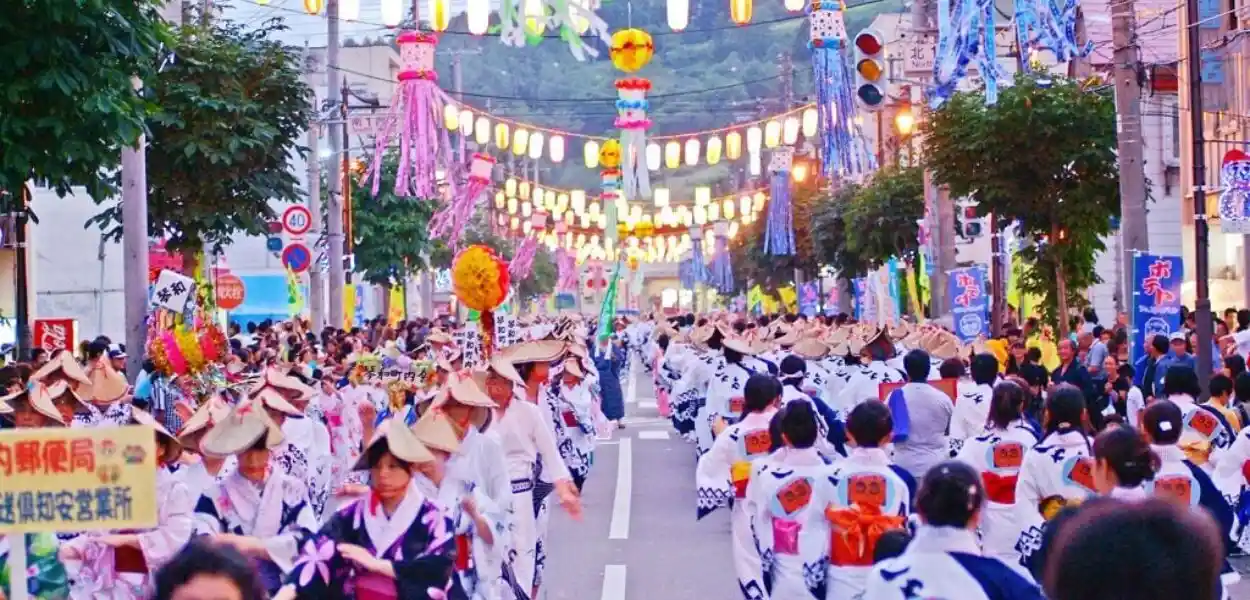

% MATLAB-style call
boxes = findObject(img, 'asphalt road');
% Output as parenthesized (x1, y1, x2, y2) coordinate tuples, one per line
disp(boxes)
(543, 362, 1250, 600)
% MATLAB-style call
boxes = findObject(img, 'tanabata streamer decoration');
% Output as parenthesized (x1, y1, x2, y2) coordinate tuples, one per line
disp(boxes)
(511, 209, 548, 278)
(556, 247, 579, 290)
(708, 221, 735, 294)
(615, 78, 654, 200)
(764, 147, 796, 255)
(1013, 0, 1092, 75)
(808, 0, 865, 177)
(431, 153, 495, 248)
(600, 140, 624, 242)
(680, 225, 709, 289)
(498, 0, 612, 60)
(930, 0, 1004, 105)
(1218, 149, 1250, 234)
(452, 245, 510, 356)
(370, 31, 453, 199)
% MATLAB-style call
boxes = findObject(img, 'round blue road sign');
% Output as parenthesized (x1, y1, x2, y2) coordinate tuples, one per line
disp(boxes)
(282, 243, 312, 273)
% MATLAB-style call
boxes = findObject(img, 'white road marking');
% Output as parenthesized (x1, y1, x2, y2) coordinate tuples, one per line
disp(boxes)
(626, 358, 639, 405)
(639, 400, 658, 410)
(601, 564, 627, 600)
(596, 440, 622, 446)
(637, 430, 670, 440)
(609, 436, 633, 540)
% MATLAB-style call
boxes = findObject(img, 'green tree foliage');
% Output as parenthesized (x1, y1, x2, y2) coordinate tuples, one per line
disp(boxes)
(728, 181, 823, 293)
(349, 153, 438, 286)
(923, 72, 1118, 333)
(0, 0, 170, 204)
(428, 214, 557, 303)
(810, 183, 870, 277)
(842, 165, 924, 267)
(89, 15, 313, 254)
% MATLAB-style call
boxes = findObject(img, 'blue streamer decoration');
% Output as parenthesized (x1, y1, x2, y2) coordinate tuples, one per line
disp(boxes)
(807, 1, 871, 179)
(764, 167, 795, 256)
(709, 233, 735, 294)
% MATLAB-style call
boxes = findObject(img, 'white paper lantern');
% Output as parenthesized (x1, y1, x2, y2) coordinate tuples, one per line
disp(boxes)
(668, 0, 690, 30)
(549, 135, 566, 163)
(684, 139, 700, 166)
(380, 0, 403, 25)
(646, 143, 662, 171)
(528, 131, 545, 160)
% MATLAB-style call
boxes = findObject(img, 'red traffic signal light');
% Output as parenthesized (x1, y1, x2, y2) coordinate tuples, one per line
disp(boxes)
(853, 31, 883, 55)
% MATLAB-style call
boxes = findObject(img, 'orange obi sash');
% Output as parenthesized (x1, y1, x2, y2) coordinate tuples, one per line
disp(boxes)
(731, 461, 752, 498)
(826, 504, 905, 567)
(982, 472, 1019, 504)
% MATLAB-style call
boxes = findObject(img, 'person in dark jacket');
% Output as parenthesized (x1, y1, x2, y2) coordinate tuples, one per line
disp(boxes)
(1052, 339, 1099, 426)
(594, 336, 626, 425)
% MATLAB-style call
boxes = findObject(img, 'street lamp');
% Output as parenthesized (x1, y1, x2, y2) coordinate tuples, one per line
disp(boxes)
(894, 107, 915, 136)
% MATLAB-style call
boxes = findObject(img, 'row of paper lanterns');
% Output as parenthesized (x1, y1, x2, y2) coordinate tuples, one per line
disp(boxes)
(442, 105, 819, 168)
(492, 184, 767, 227)
(297, 0, 593, 34)
(492, 217, 740, 263)
(499, 177, 766, 212)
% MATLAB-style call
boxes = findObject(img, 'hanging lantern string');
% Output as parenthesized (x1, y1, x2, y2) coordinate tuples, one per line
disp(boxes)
(445, 98, 815, 141)
(498, 175, 768, 203)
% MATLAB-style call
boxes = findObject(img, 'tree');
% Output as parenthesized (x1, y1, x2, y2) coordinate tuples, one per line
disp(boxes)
(842, 166, 925, 267)
(89, 15, 313, 258)
(0, 0, 170, 204)
(349, 153, 437, 286)
(729, 181, 825, 293)
(923, 72, 1119, 336)
(810, 183, 870, 278)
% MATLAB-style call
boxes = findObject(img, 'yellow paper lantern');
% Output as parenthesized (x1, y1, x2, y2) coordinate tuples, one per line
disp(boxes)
(507, 197, 518, 215)
(512, 128, 530, 156)
(583, 140, 600, 168)
(726, 131, 742, 160)
(684, 139, 701, 166)
(739, 195, 751, 217)
(706, 135, 723, 165)
(571, 190, 586, 214)
(505, 178, 517, 197)
(458, 109, 473, 136)
(475, 117, 490, 145)
(754, 192, 767, 212)
(443, 104, 459, 130)
(664, 141, 680, 169)
(519, 181, 531, 200)
(764, 120, 782, 148)
(428, 0, 451, 31)
(723, 198, 736, 219)
(304, 0, 324, 14)
(730, 0, 752, 24)
(802, 108, 819, 137)
(695, 187, 711, 205)
(494, 123, 510, 150)
(522, 201, 533, 217)
(783, 117, 800, 145)
(609, 29, 655, 73)
(550, 135, 566, 162)
(494, 191, 505, 210)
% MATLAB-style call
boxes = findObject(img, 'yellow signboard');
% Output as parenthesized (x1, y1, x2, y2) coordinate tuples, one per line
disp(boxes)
(0, 425, 158, 534)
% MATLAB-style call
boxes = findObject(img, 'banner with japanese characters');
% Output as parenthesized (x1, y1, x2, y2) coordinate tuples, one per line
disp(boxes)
(151, 269, 196, 313)
(0, 425, 158, 534)
(949, 265, 990, 343)
(798, 282, 820, 317)
(1132, 254, 1183, 363)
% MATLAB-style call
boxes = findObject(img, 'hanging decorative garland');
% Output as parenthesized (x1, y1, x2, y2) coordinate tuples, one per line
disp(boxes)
(369, 31, 453, 199)
(495, 0, 613, 60)
(807, 0, 864, 177)
(510, 209, 547, 278)
(610, 28, 656, 199)
(430, 153, 495, 248)
(708, 221, 735, 293)
(599, 139, 624, 243)
(764, 147, 796, 255)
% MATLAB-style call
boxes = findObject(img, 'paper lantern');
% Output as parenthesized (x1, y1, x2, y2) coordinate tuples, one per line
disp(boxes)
(695, 187, 711, 205)
(512, 128, 530, 156)
(668, 0, 690, 31)
(706, 135, 723, 165)
(783, 117, 800, 145)
(684, 139, 700, 166)
(443, 104, 459, 130)
(749, 151, 762, 175)
(429, 0, 451, 31)
(654, 187, 670, 207)
(304, 0, 324, 14)
(522, 201, 533, 217)
(380, 0, 403, 25)
(550, 135, 566, 162)
(609, 29, 655, 73)
(726, 131, 742, 160)
(466, 0, 490, 33)
(754, 192, 767, 211)
(589, 201, 601, 215)
(599, 138, 622, 168)
(764, 120, 782, 148)
(507, 197, 518, 214)
(747, 125, 763, 151)
(528, 131, 545, 159)
(730, 0, 752, 24)
(571, 190, 586, 214)
(664, 141, 680, 169)
(802, 107, 819, 137)
(458, 109, 473, 136)
(494, 191, 506, 210)
(583, 140, 600, 168)
(646, 143, 662, 171)
(339, 0, 358, 19)
(740, 195, 751, 216)
(723, 198, 736, 219)
(475, 117, 490, 145)
(505, 177, 517, 197)
(494, 123, 510, 149)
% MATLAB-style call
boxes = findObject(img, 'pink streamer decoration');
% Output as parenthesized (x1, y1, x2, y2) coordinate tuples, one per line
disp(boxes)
(430, 154, 494, 249)
(368, 31, 453, 200)
(509, 236, 539, 279)
(556, 249, 578, 291)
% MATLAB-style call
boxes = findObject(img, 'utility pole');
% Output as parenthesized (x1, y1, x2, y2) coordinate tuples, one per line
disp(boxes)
(325, 0, 346, 329)
(1113, 0, 1148, 317)
(121, 85, 149, 377)
(1184, 0, 1213, 385)
(307, 122, 326, 331)
(910, 0, 951, 321)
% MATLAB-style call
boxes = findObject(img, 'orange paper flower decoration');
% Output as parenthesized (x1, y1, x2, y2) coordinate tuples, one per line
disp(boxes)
(452, 245, 510, 312)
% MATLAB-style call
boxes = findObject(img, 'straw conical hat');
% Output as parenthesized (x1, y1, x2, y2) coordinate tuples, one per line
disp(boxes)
(412, 411, 463, 455)
(88, 358, 129, 404)
(0, 386, 65, 425)
(501, 340, 568, 365)
(131, 407, 183, 464)
(252, 387, 303, 417)
(562, 357, 585, 379)
(199, 401, 285, 457)
(31, 352, 92, 406)
(426, 330, 453, 344)
(354, 418, 434, 471)
(177, 394, 235, 448)
(249, 367, 315, 404)
(792, 339, 831, 360)
(722, 336, 757, 355)
(484, 356, 524, 386)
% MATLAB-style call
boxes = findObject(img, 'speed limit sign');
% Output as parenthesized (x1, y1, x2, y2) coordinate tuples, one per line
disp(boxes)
(282, 205, 312, 236)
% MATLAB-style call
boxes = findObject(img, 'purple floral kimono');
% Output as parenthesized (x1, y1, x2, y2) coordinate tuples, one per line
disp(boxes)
(287, 482, 465, 600)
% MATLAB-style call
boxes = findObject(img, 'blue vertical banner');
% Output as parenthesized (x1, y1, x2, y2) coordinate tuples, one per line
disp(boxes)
(1132, 254, 1183, 363)
(799, 282, 820, 316)
(852, 278, 867, 321)
(949, 264, 990, 342)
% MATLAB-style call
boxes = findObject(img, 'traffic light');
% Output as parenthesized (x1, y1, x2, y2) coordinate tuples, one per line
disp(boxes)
(961, 205, 982, 238)
(853, 30, 888, 111)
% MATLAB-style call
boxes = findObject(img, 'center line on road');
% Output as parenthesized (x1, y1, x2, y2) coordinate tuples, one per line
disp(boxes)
(600, 564, 627, 600)
(609, 436, 633, 540)
(637, 430, 670, 440)
(639, 400, 658, 410)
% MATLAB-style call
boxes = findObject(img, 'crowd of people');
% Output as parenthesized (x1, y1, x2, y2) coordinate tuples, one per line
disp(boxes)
(0, 315, 631, 600)
(2, 306, 1247, 600)
(640, 309, 1250, 600)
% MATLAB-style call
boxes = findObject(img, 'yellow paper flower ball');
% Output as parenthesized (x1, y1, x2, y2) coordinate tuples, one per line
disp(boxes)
(599, 139, 623, 169)
(610, 28, 654, 73)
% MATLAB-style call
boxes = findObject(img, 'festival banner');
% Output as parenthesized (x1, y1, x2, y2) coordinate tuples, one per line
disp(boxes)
(747, 285, 764, 314)
(597, 260, 623, 342)
(949, 265, 990, 342)
(1132, 254, 1183, 363)
(0, 425, 158, 534)
(33, 319, 77, 354)
(798, 282, 819, 316)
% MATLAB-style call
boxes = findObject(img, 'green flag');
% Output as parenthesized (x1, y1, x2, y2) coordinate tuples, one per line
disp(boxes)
(597, 260, 623, 342)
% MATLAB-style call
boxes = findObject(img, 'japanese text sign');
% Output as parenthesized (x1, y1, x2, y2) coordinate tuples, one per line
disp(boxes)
(1132, 254, 1183, 363)
(151, 270, 196, 313)
(0, 425, 158, 534)
(32, 319, 78, 354)
(948, 265, 989, 342)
